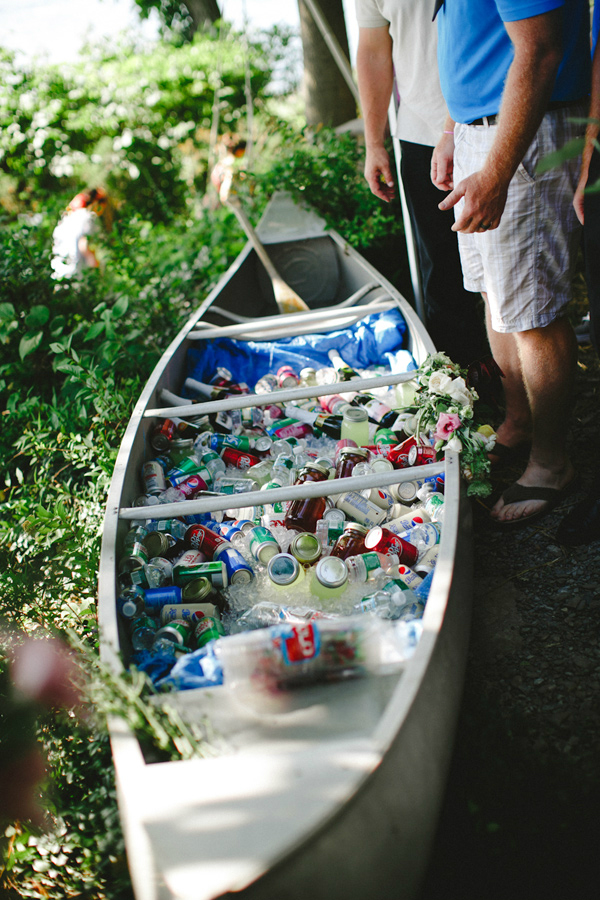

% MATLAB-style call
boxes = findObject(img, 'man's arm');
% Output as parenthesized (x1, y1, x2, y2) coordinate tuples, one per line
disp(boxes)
(574, 36, 600, 224)
(356, 25, 396, 202)
(431, 113, 457, 191)
(439, 9, 563, 233)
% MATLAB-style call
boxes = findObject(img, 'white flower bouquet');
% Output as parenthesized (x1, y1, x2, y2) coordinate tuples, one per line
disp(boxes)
(400, 352, 498, 498)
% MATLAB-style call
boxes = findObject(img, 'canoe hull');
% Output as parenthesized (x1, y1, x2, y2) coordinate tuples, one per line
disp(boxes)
(98, 194, 473, 900)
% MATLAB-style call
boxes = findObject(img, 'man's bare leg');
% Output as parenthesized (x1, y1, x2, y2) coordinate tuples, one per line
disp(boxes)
(491, 316, 577, 522)
(483, 294, 532, 454)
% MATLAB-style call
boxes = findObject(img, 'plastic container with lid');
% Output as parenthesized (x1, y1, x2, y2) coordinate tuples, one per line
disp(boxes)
(310, 555, 349, 600)
(266, 553, 306, 589)
(329, 522, 369, 559)
(289, 532, 322, 567)
(341, 406, 370, 446)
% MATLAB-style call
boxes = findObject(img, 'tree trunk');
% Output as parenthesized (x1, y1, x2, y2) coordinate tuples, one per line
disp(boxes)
(185, 0, 221, 29)
(297, 0, 356, 128)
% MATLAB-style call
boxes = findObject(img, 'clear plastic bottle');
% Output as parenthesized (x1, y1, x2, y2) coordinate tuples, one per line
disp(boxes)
(401, 522, 442, 559)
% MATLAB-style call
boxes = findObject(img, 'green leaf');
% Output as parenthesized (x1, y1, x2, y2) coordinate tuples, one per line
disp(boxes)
(0, 301, 16, 322)
(19, 330, 43, 360)
(111, 295, 129, 318)
(84, 322, 106, 341)
(25, 304, 50, 330)
(536, 136, 584, 174)
(50, 314, 67, 338)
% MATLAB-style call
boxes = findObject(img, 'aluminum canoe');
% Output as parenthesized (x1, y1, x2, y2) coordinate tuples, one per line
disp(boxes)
(98, 192, 473, 900)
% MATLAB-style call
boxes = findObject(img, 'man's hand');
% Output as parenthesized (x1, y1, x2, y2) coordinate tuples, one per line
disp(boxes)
(364, 146, 395, 202)
(439, 168, 509, 233)
(431, 131, 455, 191)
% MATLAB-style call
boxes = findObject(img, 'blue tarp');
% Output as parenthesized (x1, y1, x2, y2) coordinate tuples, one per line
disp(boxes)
(185, 308, 416, 392)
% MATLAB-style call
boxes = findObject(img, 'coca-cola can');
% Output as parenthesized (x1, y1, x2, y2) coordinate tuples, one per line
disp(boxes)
(407, 443, 437, 466)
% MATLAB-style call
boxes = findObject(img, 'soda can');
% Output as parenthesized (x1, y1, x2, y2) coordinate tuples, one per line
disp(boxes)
(373, 428, 398, 446)
(248, 525, 281, 564)
(219, 522, 247, 544)
(154, 619, 192, 648)
(176, 473, 210, 498)
(168, 463, 212, 488)
(194, 615, 225, 649)
(173, 560, 228, 588)
(393, 564, 424, 589)
(144, 585, 182, 614)
(142, 460, 166, 495)
(254, 435, 273, 456)
(334, 491, 387, 528)
(231, 518, 255, 533)
(118, 541, 149, 575)
(361, 486, 394, 510)
(277, 365, 299, 388)
(369, 456, 394, 474)
(213, 544, 254, 584)
(220, 447, 260, 470)
(151, 419, 176, 451)
(386, 437, 420, 468)
(364, 526, 419, 566)
(407, 443, 437, 466)
(184, 524, 230, 557)
(210, 433, 253, 452)
(175, 548, 206, 567)
(160, 603, 220, 624)
(386, 511, 430, 534)
(390, 478, 427, 504)
(145, 557, 173, 588)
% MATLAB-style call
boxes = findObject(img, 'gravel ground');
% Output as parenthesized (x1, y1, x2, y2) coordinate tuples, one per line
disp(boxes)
(420, 325, 600, 899)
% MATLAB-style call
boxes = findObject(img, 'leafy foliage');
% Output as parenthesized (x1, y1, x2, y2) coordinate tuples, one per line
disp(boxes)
(0, 24, 412, 899)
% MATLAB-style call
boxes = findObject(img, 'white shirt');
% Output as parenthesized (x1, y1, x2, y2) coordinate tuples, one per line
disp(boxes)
(355, 0, 447, 147)
(51, 207, 98, 279)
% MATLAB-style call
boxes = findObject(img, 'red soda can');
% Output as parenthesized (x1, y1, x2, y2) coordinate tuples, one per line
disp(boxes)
(364, 526, 419, 566)
(277, 365, 300, 388)
(151, 419, 176, 451)
(184, 524, 230, 558)
(386, 436, 419, 468)
(220, 447, 261, 470)
(407, 443, 437, 466)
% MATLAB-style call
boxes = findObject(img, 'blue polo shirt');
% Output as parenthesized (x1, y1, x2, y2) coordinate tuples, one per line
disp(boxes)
(437, 0, 591, 124)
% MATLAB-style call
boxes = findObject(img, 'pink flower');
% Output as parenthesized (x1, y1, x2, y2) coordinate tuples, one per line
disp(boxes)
(434, 412, 461, 442)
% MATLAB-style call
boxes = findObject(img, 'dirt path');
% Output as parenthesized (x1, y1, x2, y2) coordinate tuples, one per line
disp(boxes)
(421, 339, 600, 899)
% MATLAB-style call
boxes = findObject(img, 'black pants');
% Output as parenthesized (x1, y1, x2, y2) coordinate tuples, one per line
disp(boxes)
(583, 149, 600, 354)
(399, 139, 489, 367)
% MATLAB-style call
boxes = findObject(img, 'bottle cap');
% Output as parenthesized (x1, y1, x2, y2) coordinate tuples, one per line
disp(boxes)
(267, 553, 302, 586)
(315, 556, 348, 588)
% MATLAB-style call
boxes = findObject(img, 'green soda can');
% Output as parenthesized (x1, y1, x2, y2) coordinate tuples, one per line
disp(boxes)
(173, 560, 228, 588)
(194, 615, 225, 649)
(374, 428, 398, 446)
(248, 525, 281, 564)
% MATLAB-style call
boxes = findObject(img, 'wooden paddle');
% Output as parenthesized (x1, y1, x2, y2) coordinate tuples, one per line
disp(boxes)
(212, 160, 310, 314)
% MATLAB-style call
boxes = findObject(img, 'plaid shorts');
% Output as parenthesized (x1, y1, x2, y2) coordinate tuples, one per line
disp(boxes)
(453, 105, 585, 333)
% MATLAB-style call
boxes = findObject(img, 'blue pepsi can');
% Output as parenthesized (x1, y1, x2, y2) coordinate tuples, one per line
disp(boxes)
(213, 544, 254, 584)
(144, 585, 182, 614)
(219, 522, 246, 542)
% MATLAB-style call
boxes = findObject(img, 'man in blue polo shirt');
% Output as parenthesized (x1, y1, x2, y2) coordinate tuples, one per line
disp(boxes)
(432, 0, 589, 527)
